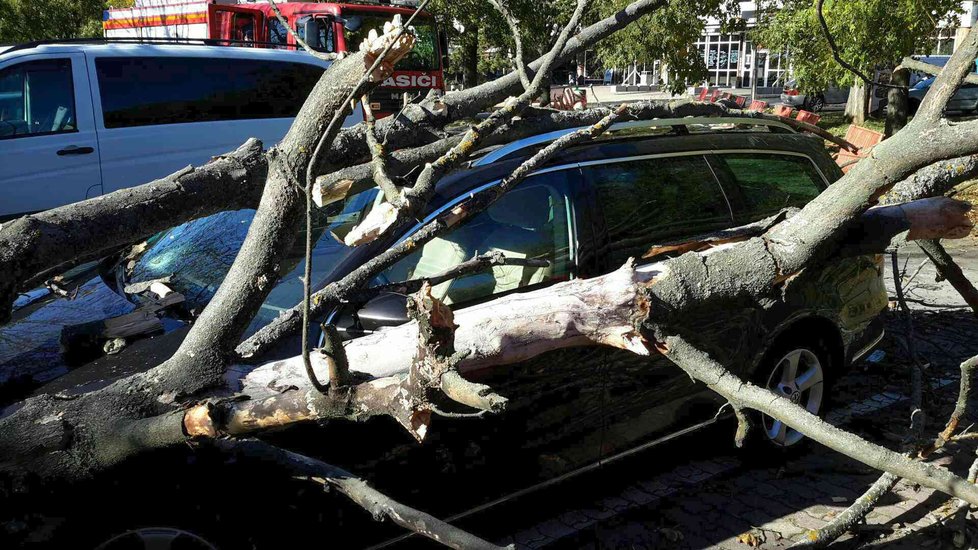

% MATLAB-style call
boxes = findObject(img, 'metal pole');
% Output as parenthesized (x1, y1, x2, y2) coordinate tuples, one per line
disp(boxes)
(751, 45, 757, 102)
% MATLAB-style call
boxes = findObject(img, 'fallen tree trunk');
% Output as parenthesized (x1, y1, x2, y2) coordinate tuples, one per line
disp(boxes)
(237, 253, 978, 507)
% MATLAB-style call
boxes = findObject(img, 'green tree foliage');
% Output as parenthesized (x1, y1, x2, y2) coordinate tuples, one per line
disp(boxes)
(429, 0, 572, 86)
(588, 0, 739, 93)
(0, 0, 135, 44)
(753, 0, 962, 92)
(430, 0, 737, 92)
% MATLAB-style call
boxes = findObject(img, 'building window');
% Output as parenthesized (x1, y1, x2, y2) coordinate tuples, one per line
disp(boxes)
(696, 33, 743, 88)
(921, 27, 955, 56)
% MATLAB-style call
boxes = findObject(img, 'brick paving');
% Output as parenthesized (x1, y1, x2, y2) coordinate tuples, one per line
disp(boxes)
(498, 243, 978, 549)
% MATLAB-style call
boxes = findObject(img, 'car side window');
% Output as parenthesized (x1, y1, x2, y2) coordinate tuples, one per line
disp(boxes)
(582, 155, 733, 266)
(716, 153, 823, 221)
(381, 172, 573, 306)
(95, 57, 325, 128)
(0, 58, 76, 140)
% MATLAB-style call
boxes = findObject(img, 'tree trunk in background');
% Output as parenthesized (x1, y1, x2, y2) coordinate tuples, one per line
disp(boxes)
(537, 73, 552, 107)
(886, 67, 910, 137)
(461, 26, 479, 88)
(846, 83, 867, 124)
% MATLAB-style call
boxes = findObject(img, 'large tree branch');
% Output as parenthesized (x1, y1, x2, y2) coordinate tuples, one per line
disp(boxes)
(901, 57, 978, 86)
(0, 139, 267, 325)
(911, 26, 978, 125)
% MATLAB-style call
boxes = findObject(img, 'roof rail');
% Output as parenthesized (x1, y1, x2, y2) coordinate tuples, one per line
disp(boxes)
(472, 116, 798, 167)
(1, 36, 310, 56)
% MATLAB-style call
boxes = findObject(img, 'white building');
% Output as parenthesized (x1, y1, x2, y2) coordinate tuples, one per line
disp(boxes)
(650, 1, 978, 91)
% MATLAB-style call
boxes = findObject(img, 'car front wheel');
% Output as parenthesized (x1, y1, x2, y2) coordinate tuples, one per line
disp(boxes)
(759, 347, 827, 447)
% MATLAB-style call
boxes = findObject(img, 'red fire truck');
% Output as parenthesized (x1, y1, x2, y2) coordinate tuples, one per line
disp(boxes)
(104, 0, 447, 115)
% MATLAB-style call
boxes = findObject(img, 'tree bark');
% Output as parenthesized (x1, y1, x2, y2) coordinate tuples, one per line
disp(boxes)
(885, 67, 910, 137)
(845, 83, 867, 123)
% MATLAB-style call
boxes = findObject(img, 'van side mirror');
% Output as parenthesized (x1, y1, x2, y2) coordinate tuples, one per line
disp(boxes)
(303, 18, 321, 49)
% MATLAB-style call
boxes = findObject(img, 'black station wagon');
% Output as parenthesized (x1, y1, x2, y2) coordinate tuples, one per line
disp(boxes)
(1, 117, 888, 548)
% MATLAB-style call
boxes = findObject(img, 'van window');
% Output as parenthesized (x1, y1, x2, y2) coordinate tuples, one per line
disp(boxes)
(95, 57, 324, 128)
(380, 173, 573, 306)
(716, 153, 823, 220)
(582, 156, 733, 266)
(0, 58, 76, 139)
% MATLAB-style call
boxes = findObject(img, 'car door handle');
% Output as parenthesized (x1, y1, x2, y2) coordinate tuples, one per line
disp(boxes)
(57, 146, 94, 156)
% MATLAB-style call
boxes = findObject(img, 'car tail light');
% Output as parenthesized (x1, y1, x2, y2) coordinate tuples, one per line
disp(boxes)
(784, 89, 800, 96)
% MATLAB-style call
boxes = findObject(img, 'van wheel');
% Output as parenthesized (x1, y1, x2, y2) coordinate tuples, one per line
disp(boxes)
(747, 336, 835, 452)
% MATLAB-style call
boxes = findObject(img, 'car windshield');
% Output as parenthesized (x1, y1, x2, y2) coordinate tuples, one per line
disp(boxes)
(125, 186, 381, 337)
(341, 12, 438, 71)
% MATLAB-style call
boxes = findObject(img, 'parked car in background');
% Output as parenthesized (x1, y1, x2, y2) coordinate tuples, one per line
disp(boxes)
(909, 75, 978, 114)
(780, 80, 850, 112)
(780, 79, 888, 114)
(0, 41, 360, 219)
(2, 117, 888, 547)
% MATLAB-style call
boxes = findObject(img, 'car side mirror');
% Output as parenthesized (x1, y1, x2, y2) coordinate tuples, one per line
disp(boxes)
(303, 18, 321, 49)
(359, 291, 410, 330)
(334, 291, 410, 338)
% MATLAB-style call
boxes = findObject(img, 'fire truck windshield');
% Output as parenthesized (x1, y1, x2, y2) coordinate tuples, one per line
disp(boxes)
(342, 12, 438, 71)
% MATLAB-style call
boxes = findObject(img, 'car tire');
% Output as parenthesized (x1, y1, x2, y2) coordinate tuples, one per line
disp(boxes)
(804, 93, 826, 112)
(741, 333, 836, 458)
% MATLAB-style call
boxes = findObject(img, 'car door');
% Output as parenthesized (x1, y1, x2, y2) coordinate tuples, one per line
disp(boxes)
(0, 53, 101, 218)
(580, 153, 735, 457)
(334, 167, 610, 503)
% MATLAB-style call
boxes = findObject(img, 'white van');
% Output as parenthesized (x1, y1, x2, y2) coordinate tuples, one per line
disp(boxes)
(0, 41, 359, 218)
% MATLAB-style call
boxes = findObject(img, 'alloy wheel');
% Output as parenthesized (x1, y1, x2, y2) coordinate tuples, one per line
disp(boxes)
(761, 348, 824, 447)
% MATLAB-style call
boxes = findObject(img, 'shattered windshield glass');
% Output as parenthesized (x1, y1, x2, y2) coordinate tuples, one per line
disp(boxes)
(126, 186, 382, 336)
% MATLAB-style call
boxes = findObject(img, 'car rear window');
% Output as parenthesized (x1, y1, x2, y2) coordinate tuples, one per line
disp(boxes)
(715, 153, 824, 220)
(582, 155, 734, 266)
(95, 56, 324, 128)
